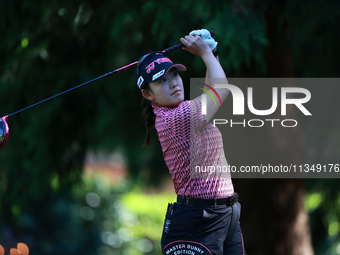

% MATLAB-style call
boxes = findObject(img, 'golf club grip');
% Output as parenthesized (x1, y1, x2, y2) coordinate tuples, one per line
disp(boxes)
(162, 30, 215, 54)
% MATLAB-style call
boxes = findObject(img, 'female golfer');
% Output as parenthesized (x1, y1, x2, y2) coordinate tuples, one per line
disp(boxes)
(136, 29, 246, 255)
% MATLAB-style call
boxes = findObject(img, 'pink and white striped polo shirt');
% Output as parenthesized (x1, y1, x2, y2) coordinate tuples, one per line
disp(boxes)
(152, 99, 234, 199)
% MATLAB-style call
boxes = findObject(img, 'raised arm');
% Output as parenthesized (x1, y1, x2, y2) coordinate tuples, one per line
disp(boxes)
(180, 35, 229, 122)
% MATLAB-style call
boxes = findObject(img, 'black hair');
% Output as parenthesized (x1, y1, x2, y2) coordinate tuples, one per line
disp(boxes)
(141, 83, 156, 147)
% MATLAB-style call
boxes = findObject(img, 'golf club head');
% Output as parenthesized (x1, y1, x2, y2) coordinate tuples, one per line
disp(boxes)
(0, 116, 9, 148)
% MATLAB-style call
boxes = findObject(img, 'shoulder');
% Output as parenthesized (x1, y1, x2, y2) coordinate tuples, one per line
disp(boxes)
(153, 100, 202, 118)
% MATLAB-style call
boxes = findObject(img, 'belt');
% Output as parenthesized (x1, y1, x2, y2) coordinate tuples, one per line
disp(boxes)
(177, 193, 239, 206)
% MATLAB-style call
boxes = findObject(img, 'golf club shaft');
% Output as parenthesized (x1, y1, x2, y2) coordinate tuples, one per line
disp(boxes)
(5, 30, 215, 118)
(6, 61, 139, 118)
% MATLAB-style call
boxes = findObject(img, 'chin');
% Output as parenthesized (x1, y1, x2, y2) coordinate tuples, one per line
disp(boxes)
(172, 98, 185, 106)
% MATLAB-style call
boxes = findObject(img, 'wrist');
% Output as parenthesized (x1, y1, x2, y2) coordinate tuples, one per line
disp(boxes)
(201, 50, 215, 64)
(201, 50, 214, 60)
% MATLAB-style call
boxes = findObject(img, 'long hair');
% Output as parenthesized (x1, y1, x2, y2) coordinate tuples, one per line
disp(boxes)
(141, 84, 156, 147)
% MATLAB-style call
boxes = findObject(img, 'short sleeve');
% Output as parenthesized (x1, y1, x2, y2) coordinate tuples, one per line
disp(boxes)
(163, 99, 207, 139)
(187, 99, 207, 130)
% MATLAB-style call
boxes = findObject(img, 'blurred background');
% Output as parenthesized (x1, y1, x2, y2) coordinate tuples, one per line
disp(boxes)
(0, 0, 340, 254)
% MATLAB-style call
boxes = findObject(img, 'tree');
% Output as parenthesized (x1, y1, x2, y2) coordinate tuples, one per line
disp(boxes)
(1, 0, 339, 254)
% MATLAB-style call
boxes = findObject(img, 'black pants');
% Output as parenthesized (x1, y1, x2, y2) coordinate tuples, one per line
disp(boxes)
(161, 202, 246, 255)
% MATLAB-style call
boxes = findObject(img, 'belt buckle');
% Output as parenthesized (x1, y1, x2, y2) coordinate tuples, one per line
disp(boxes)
(230, 196, 235, 206)
(227, 195, 235, 206)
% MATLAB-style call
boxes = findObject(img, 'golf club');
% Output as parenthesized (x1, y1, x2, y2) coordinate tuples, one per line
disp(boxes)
(0, 30, 215, 148)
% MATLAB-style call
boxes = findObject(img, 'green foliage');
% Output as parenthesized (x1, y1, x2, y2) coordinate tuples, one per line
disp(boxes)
(304, 180, 340, 255)
(0, 0, 268, 225)
(99, 189, 176, 255)
(290, 0, 340, 77)
(0, 169, 175, 255)
(1, 0, 340, 254)
(121, 191, 175, 240)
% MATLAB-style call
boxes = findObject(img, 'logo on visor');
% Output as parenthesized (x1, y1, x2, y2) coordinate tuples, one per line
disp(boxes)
(152, 70, 165, 81)
(145, 62, 155, 74)
(137, 76, 144, 88)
